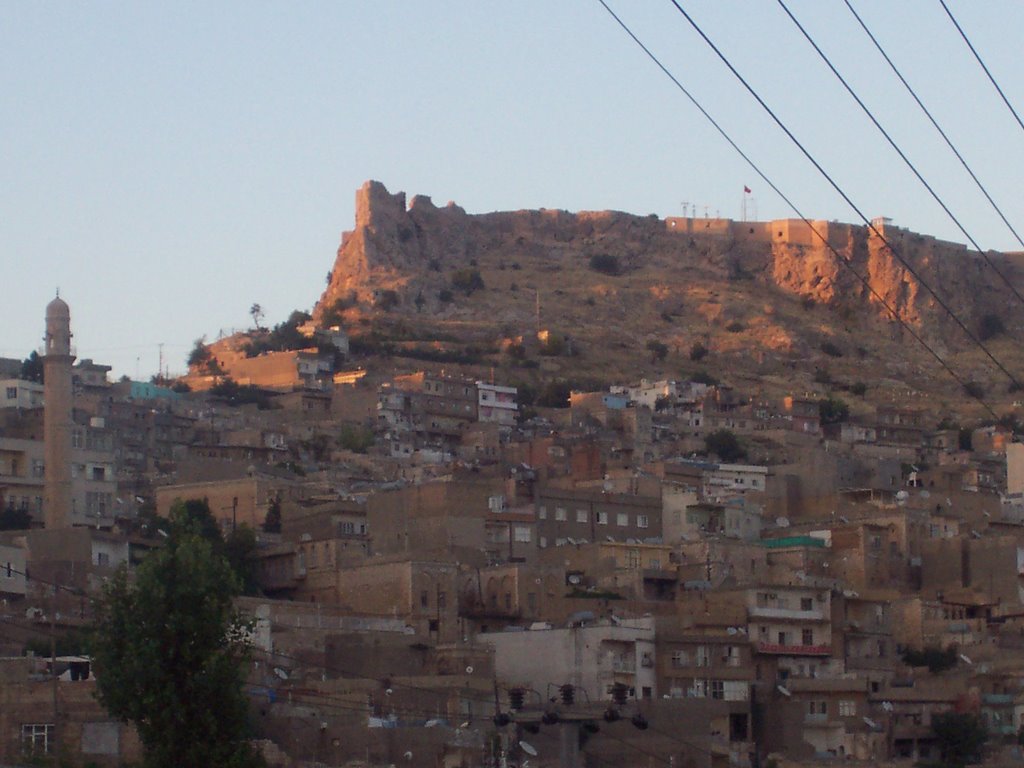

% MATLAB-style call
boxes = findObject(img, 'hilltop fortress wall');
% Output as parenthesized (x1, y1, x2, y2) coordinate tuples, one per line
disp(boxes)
(317, 180, 1020, 333)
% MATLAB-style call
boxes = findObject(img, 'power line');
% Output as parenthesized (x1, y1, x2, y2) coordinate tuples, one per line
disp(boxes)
(843, 0, 1024, 252)
(938, 0, 1024, 137)
(665, 0, 1023, 393)
(593, 0, 999, 417)
(777, 0, 1024, 308)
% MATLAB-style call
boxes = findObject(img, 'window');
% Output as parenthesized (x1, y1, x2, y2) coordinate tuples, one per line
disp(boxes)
(695, 646, 710, 667)
(5, 387, 15, 399)
(802, 629, 814, 646)
(723, 681, 748, 701)
(626, 550, 640, 568)
(539, 536, 547, 548)
(637, 514, 649, 529)
(800, 597, 813, 611)
(616, 513, 629, 527)
(597, 512, 608, 525)
(21, 724, 53, 755)
(538, 506, 547, 520)
(709, 680, 724, 700)
(514, 526, 531, 543)
(420, 590, 429, 608)
(724, 645, 740, 667)
(808, 701, 827, 716)
(576, 509, 588, 523)
(649, 558, 660, 570)
(671, 650, 688, 668)
(555, 507, 567, 522)
(838, 700, 855, 717)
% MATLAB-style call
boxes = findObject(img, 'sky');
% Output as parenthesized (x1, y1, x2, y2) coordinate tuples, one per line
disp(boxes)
(3, 1, 1023, 380)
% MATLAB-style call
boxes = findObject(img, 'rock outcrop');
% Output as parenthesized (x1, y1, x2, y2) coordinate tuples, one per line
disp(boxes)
(317, 180, 1021, 342)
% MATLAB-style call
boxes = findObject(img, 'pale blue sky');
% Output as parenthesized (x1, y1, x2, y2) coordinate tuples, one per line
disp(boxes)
(2, 2, 1021, 379)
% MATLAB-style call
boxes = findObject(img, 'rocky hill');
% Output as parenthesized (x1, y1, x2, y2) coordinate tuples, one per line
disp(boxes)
(314, 180, 1024, 416)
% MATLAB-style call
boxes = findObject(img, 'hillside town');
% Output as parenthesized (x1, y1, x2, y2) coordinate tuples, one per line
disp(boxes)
(2, 295, 1024, 768)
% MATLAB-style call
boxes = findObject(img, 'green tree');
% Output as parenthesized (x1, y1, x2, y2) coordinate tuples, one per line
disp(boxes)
(0, 507, 33, 531)
(249, 303, 265, 331)
(262, 497, 282, 534)
(187, 337, 212, 369)
(224, 524, 261, 596)
(646, 340, 669, 363)
(818, 396, 850, 425)
(704, 430, 747, 462)
(20, 351, 44, 383)
(931, 711, 987, 767)
(91, 504, 264, 768)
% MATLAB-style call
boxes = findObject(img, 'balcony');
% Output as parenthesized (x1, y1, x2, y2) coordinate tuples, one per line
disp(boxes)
(756, 642, 831, 657)
(749, 606, 826, 621)
(982, 693, 1013, 705)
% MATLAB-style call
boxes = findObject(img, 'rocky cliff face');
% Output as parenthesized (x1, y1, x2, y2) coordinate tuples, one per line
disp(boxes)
(317, 180, 1020, 347)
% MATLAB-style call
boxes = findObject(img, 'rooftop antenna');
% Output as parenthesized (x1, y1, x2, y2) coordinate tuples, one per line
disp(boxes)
(681, 201, 689, 217)
(535, 289, 541, 334)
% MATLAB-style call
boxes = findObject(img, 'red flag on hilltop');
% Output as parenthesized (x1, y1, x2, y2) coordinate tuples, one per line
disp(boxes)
(744, 185, 751, 194)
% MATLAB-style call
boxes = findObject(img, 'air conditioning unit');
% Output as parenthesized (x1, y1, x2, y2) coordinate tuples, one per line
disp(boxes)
(641, 653, 653, 668)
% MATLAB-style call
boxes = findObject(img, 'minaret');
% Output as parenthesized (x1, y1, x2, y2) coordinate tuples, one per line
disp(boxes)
(43, 294, 75, 529)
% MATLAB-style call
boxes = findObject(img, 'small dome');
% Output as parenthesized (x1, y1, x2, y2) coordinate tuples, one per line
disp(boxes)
(46, 295, 70, 318)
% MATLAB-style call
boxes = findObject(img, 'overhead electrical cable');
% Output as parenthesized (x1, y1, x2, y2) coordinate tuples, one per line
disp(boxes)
(665, 0, 1023, 393)
(779, 0, 1024, 307)
(844, 0, 1024, 253)
(594, 0, 1000, 417)
(938, 0, 1024, 136)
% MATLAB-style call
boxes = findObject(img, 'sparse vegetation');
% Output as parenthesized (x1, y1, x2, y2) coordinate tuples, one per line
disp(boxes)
(451, 268, 485, 294)
(726, 321, 744, 333)
(963, 381, 986, 400)
(588, 253, 621, 276)
(689, 370, 719, 386)
(849, 382, 867, 397)
(338, 423, 375, 453)
(689, 342, 708, 362)
(243, 310, 313, 357)
(978, 312, 1005, 341)
(376, 289, 400, 311)
(820, 341, 843, 357)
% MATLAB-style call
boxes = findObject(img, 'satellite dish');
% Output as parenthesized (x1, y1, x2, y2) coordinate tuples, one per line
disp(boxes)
(959, 654, 973, 665)
(424, 719, 441, 728)
(727, 627, 738, 636)
(776, 685, 791, 697)
(466, 666, 474, 674)
(520, 741, 538, 757)
(920, 490, 930, 499)
(606, 536, 615, 542)
(404, 751, 413, 761)
(568, 575, 581, 585)
(775, 517, 790, 528)
(273, 667, 289, 680)
(567, 537, 577, 546)
(839, 516, 849, 524)
(896, 490, 909, 501)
